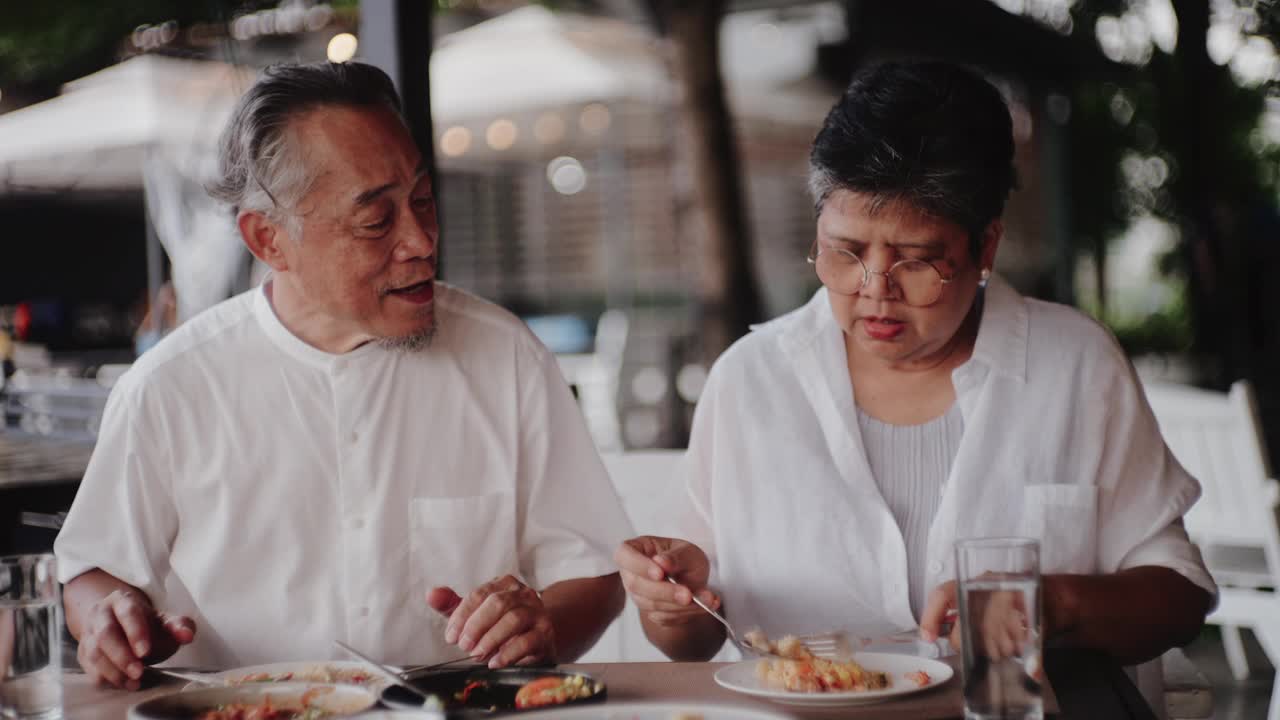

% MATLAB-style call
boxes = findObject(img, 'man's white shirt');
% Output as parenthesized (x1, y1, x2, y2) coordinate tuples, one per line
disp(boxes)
(56, 281, 633, 667)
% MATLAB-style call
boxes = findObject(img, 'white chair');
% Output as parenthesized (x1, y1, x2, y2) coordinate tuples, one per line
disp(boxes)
(555, 310, 629, 452)
(1143, 379, 1280, 719)
(579, 450, 735, 663)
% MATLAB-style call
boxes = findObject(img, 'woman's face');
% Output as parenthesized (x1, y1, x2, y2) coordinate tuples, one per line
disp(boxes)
(815, 190, 1000, 369)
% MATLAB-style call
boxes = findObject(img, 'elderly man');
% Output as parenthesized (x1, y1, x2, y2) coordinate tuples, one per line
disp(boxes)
(54, 61, 630, 689)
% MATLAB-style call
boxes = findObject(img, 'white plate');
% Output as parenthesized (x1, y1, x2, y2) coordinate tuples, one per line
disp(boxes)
(513, 701, 795, 719)
(713, 653, 953, 707)
(129, 682, 377, 719)
(180, 660, 389, 692)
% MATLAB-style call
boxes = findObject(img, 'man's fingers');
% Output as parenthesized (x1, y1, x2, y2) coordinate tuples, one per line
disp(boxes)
(91, 606, 144, 680)
(160, 614, 197, 645)
(82, 624, 140, 687)
(459, 590, 532, 654)
(445, 585, 492, 645)
(490, 627, 550, 669)
(426, 587, 463, 618)
(79, 641, 126, 689)
(471, 606, 537, 661)
(109, 595, 153, 659)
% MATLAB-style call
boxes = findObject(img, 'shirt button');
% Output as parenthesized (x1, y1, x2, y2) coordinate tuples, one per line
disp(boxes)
(333, 360, 347, 373)
(930, 560, 944, 574)
(358, 606, 370, 618)
(349, 430, 359, 443)
(351, 518, 365, 530)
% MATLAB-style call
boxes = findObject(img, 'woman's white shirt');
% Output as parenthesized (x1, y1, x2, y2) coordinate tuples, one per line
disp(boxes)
(673, 275, 1214, 716)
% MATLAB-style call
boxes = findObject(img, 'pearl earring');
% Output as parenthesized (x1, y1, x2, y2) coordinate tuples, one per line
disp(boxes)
(979, 268, 991, 288)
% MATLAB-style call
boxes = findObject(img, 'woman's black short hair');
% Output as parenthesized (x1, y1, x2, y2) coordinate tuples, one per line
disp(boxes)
(809, 61, 1018, 259)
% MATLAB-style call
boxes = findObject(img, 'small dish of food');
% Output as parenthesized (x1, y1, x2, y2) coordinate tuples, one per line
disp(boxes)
(380, 667, 605, 715)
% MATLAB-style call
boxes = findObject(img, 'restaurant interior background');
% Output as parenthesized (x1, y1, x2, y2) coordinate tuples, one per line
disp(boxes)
(0, 0, 1278, 715)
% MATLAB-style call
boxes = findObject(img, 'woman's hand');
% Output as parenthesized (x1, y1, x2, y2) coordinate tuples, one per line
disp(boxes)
(921, 580, 1032, 661)
(614, 536, 718, 627)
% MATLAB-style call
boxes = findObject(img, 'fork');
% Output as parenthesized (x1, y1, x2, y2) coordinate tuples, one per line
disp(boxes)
(395, 653, 481, 678)
(800, 611, 958, 660)
(663, 577, 845, 660)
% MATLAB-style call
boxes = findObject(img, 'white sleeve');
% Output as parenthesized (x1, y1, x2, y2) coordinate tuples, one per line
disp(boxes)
(672, 375, 718, 571)
(515, 340, 634, 590)
(53, 378, 177, 600)
(1092, 353, 1217, 599)
(1119, 518, 1216, 597)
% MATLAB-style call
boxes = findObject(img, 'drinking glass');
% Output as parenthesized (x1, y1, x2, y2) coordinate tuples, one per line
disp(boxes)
(0, 555, 62, 720)
(955, 538, 1042, 720)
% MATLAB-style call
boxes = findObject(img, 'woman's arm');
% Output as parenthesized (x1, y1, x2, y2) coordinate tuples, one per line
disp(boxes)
(616, 537, 727, 661)
(1043, 566, 1211, 664)
(922, 565, 1212, 665)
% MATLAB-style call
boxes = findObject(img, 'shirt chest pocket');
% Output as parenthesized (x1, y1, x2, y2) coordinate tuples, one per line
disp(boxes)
(408, 493, 520, 616)
(1018, 484, 1099, 574)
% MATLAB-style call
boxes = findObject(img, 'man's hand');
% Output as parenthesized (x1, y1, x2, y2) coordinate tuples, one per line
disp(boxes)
(614, 536, 718, 628)
(427, 575, 554, 669)
(76, 589, 195, 690)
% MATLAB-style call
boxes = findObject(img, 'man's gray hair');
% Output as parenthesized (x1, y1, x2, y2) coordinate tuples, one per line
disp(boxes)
(207, 61, 403, 226)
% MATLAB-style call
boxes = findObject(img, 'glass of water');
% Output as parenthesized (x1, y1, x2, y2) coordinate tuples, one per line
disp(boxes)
(0, 555, 62, 720)
(955, 538, 1042, 720)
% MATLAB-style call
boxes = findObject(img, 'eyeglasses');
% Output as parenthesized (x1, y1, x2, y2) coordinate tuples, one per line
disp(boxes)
(807, 241, 955, 307)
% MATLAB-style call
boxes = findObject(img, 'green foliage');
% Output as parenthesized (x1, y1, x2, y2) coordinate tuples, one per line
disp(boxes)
(1106, 290, 1195, 356)
(0, 1, 266, 88)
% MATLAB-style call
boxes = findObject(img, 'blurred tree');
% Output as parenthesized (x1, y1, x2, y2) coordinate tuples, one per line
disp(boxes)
(0, 2, 268, 95)
(643, 0, 765, 365)
(1065, 0, 1279, 389)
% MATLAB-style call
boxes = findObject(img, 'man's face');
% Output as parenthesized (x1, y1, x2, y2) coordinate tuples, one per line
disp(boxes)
(269, 105, 439, 349)
(816, 190, 997, 367)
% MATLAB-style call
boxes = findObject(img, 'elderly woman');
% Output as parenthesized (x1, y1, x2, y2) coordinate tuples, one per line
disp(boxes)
(615, 60, 1214, 713)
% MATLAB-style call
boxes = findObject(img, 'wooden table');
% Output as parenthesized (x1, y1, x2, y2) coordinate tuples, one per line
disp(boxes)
(60, 657, 1077, 720)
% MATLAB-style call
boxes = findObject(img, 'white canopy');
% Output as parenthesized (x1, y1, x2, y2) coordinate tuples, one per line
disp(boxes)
(0, 55, 252, 192)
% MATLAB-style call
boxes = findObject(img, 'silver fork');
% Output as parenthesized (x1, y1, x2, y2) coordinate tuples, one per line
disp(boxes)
(663, 577, 845, 660)
(800, 612, 958, 660)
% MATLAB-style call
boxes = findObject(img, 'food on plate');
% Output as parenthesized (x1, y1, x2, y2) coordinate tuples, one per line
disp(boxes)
(749, 632, 890, 693)
(229, 667, 374, 687)
(197, 688, 338, 720)
(197, 701, 327, 720)
(455, 680, 487, 704)
(513, 675, 601, 708)
(904, 670, 932, 688)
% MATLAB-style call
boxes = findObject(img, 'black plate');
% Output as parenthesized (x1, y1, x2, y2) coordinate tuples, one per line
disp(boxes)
(381, 667, 606, 716)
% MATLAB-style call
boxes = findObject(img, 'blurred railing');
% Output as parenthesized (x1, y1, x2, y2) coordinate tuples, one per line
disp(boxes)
(0, 366, 125, 443)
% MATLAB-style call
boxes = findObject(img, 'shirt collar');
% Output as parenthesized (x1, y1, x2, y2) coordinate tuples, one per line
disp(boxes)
(968, 273, 1028, 382)
(777, 272, 1029, 382)
(251, 275, 380, 371)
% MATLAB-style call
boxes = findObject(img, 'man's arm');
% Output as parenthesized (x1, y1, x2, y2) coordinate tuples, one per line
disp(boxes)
(64, 569, 142, 641)
(540, 572, 625, 662)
